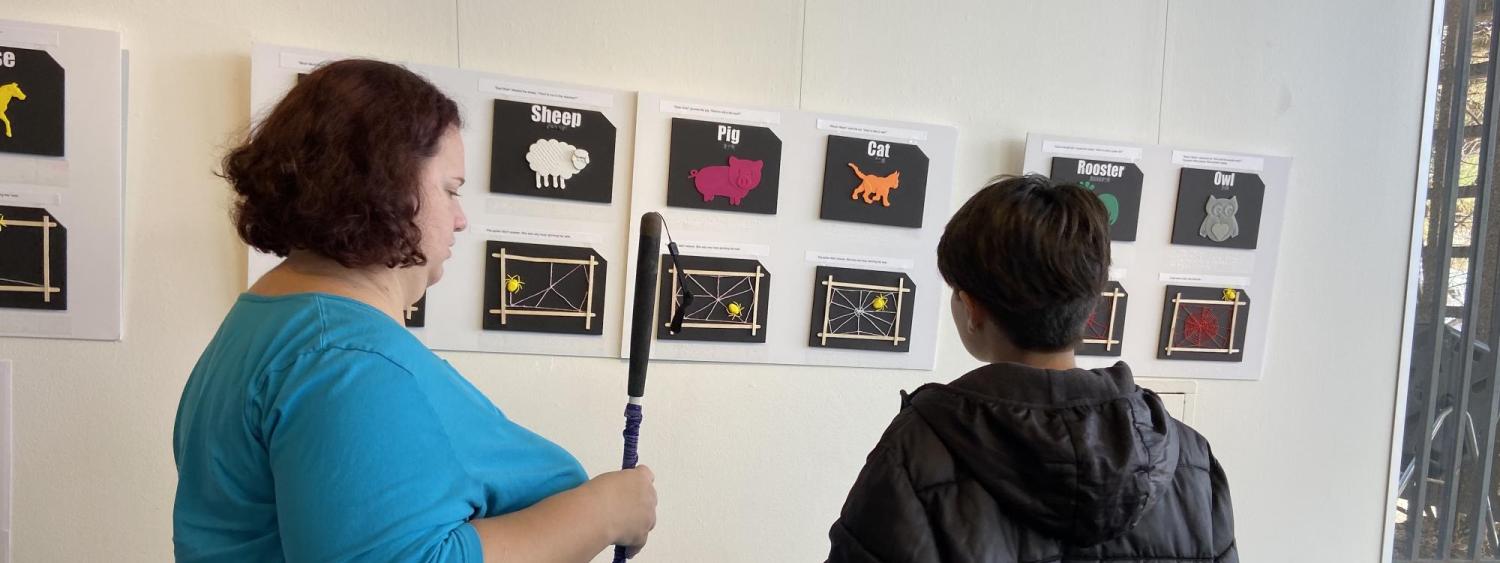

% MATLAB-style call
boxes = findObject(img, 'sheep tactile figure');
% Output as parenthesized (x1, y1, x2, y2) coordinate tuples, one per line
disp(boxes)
(526, 139, 591, 189)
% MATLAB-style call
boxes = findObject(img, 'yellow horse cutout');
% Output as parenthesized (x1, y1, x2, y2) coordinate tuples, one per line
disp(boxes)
(0, 82, 26, 138)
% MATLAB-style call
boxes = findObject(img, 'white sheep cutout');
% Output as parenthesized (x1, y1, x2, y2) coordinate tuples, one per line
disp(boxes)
(526, 139, 591, 189)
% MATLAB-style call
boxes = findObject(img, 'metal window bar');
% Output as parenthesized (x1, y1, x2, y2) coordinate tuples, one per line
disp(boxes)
(1408, 0, 1481, 558)
(1460, 7, 1500, 557)
(1437, 0, 1500, 552)
(1399, 407, 1500, 554)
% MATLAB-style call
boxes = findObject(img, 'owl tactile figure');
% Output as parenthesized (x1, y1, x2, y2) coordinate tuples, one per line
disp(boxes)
(1199, 195, 1240, 243)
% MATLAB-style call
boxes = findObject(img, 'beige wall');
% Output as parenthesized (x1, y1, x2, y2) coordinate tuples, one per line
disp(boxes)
(0, 1, 1430, 561)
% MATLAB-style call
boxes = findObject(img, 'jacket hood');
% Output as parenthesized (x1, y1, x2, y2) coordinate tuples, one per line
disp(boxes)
(907, 361, 1180, 546)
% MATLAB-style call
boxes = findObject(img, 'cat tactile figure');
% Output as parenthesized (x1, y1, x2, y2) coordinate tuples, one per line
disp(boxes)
(848, 163, 900, 207)
(1199, 195, 1240, 243)
(689, 156, 764, 205)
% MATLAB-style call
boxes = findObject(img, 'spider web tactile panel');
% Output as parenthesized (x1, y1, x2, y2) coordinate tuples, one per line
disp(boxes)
(482, 240, 607, 335)
(1078, 281, 1127, 357)
(806, 265, 914, 353)
(0, 205, 67, 311)
(1156, 284, 1249, 363)
(656, 254, 771, 343)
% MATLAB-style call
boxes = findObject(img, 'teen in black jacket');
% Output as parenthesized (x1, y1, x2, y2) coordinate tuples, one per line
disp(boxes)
(827, 175, 1237, 563)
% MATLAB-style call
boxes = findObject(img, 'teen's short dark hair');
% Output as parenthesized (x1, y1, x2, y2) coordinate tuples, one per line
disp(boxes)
(221, 59, 462, 269)
(937, 174, 1111, 351)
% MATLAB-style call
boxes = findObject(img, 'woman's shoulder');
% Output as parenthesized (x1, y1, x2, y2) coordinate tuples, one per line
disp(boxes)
(240, 292, 428, 362)
(221, 293, 447, 396)
(309, 293, 427, 349)
(255, 307, 471, 414)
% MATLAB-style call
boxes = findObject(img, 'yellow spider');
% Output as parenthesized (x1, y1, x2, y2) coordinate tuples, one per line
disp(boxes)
(726, 301, 745, 320)
(505, 274, 525, 294)
(871, 294, 890, 312)
(1222, 288, 1239, 302)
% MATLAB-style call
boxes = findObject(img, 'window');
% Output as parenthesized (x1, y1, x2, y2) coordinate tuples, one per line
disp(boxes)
(1393, 0, 1500, 560)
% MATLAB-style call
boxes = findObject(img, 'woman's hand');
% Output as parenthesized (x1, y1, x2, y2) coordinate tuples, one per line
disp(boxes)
(583, 465, 657, 557)
(472, 465, 657, 562)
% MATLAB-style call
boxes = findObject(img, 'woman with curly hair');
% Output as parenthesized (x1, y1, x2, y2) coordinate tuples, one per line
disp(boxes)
(172, 59, 656, 563)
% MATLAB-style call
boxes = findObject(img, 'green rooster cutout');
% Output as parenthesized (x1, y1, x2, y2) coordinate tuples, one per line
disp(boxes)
(1079, 181, 1119, 226)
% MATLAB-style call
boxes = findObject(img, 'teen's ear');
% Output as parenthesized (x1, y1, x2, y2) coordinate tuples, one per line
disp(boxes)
(955, 290, 987, 334)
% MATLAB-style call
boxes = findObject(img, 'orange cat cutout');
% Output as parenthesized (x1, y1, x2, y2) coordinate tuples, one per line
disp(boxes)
(848, 163, 901, 207)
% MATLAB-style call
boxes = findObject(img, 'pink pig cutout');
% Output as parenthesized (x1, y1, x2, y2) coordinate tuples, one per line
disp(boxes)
(688, 156, 765, 206)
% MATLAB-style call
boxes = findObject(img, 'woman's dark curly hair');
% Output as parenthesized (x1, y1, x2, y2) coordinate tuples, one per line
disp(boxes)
(221, 59, 461, 268)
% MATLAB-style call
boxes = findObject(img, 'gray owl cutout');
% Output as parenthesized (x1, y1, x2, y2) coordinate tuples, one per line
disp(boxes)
(1199, 195, 1240, 243)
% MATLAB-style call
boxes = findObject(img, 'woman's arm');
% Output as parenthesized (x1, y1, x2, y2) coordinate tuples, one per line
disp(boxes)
(262, 349, 655, 562)
(473, 466, 656, 563)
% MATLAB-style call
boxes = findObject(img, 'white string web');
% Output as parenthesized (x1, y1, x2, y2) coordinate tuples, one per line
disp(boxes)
(680, 273, 757, 324)
(825, 288, 897, 337)
(506, 263, 588, 312)
(0, 229, 44, 287)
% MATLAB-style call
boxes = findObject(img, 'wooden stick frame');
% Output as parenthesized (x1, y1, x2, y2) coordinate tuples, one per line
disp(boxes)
(665, 265, 765, 334)
(487, 248, 599, 330)
(0, 213, 60, 303)
(816, 275, 912, 346)
(1164, 292, 1246, 356)
(1082, 286, 1126, 350)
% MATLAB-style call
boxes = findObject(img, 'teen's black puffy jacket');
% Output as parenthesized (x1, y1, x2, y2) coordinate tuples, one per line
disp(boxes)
(826, 362, 1237, 563)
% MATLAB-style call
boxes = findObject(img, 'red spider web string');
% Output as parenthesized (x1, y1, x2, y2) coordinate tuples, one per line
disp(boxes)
(1180, 305, 1225, 348)
(1084, 307, 1108, 340)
